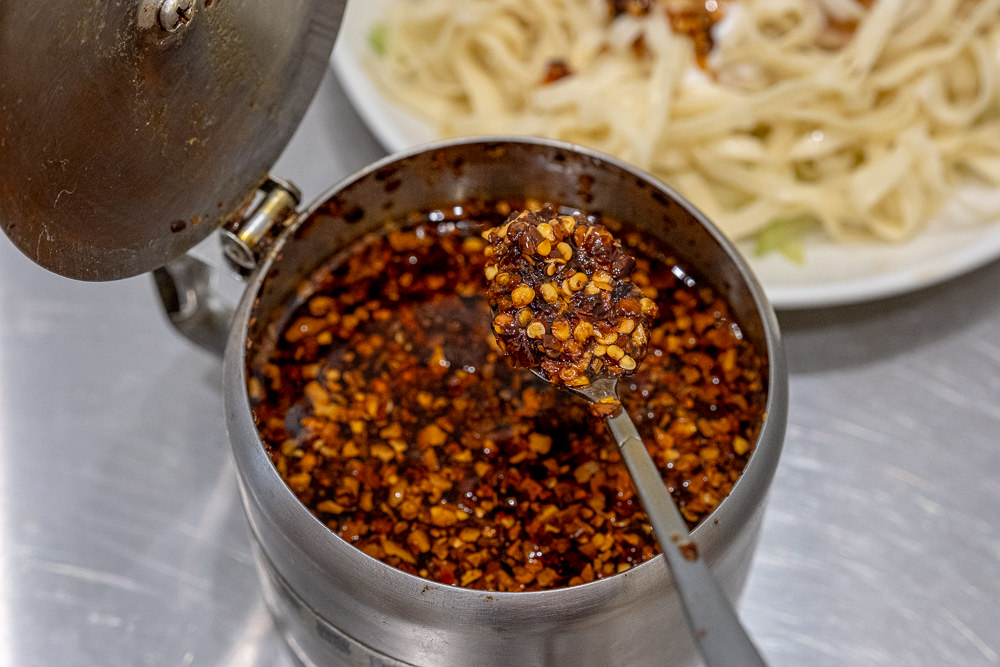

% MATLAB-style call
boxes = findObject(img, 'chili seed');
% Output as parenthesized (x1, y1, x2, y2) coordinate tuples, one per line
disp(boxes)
(526, 321, 546, 339)
(511, 285, 536, 307)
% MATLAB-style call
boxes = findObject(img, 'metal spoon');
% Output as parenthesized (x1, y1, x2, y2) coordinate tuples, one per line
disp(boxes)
(551, 372, 767, 667)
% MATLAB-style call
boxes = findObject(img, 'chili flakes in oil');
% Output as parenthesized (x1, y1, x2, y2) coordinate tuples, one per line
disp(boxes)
(249, 200, 767, 592)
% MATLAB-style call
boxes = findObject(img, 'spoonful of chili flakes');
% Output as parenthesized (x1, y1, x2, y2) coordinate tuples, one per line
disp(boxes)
(482, 206, 767, 667)
(483, 207, 655, 407)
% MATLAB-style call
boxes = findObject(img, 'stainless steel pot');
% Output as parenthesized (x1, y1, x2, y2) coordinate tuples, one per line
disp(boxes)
(221, 137, 788, 666)
(0, 5, 785, 664)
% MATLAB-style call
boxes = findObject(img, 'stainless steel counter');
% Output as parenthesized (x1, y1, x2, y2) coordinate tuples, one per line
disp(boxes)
(2, 67, 999, 667)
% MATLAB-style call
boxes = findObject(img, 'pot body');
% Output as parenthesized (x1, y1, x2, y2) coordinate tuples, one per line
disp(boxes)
(223, 138, 787, 666)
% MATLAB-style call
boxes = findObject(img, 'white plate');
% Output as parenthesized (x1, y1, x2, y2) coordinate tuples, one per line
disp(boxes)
(331, 0, 1000, 309)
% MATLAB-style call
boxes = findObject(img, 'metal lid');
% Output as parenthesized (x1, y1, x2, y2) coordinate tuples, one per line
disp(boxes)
(0, 0, 346, 281)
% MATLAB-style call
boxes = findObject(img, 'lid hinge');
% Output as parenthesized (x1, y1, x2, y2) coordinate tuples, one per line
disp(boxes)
(221, 176, 301, 275)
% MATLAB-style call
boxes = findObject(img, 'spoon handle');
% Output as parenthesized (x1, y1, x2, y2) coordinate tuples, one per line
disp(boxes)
(604, 409, 767, 667)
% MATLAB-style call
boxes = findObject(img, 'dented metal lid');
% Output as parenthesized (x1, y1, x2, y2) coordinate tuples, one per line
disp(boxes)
(0, 0, 345, 280)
